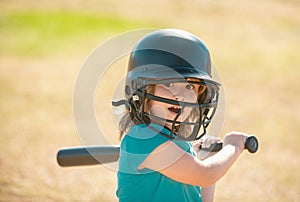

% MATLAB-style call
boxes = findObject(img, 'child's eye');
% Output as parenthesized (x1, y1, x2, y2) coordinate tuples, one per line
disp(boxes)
(164, 83, 174, 88)
(185, 84, 195, 90)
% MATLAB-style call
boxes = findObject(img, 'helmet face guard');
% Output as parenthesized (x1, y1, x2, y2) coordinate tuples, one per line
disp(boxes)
(125, 76, 219, 141)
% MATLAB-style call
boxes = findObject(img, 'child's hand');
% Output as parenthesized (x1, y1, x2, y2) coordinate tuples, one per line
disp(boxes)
(193, 135, 222, 160)
(223, 131, 248, 153)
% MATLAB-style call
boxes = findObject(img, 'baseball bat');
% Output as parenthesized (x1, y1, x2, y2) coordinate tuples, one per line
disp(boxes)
(57, 136, 258, 167)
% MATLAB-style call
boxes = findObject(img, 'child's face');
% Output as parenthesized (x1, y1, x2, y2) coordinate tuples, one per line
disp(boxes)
(149, 82, 201, 127)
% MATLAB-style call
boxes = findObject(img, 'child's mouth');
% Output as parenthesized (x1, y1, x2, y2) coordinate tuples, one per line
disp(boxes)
(168, 106, 181, 114)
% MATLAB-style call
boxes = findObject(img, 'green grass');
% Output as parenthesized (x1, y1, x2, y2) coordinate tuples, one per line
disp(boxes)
(0, 10, 158, 57)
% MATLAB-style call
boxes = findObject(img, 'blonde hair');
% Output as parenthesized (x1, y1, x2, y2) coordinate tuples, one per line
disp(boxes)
(118, 82, 207, 140)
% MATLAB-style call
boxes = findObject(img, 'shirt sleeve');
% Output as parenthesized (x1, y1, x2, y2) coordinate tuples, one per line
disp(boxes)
(121, 130, 169, 173)
(119, 124, 194, 174)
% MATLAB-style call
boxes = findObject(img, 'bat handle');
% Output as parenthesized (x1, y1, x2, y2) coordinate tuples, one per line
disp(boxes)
(200, 135, 259, 153)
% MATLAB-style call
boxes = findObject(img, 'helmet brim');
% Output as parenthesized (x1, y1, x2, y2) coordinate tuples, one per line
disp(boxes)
(128, 65, 221, 86)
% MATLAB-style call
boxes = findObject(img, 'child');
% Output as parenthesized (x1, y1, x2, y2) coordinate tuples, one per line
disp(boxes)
(115, 29, 248, 202)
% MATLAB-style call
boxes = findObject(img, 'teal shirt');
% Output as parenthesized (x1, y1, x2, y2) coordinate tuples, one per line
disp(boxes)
(116, 124, 202, 202)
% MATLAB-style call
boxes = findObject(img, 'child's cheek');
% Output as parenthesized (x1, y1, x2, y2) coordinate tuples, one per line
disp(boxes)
(149, 104, 167, 120)
(155, 87, 173, 99)
(184, 91, 198, 103)
(181, 107, 193, 121)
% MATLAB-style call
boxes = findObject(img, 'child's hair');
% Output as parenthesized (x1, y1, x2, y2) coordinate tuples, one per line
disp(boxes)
(118, 84, 155, 140)
(118, 81, 208, 140)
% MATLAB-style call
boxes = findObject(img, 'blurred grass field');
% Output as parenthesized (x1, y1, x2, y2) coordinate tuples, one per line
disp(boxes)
(1, 0, 300, 201)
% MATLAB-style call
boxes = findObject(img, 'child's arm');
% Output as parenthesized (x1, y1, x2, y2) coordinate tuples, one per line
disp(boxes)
(139, 131, 247, 187)
(193, 136, 219, 202)
(201, 184, 216, 202)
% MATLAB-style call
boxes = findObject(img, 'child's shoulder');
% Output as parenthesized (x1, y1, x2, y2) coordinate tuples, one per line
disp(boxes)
(127, 123, 169, 139)
(122, 124, 171, 153)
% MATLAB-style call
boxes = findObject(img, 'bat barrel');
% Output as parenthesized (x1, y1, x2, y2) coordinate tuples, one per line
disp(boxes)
(57, 146, 120, 167)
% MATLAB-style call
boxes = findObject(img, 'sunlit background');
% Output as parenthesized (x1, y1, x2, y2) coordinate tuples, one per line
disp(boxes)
(1, 0, 299, 201)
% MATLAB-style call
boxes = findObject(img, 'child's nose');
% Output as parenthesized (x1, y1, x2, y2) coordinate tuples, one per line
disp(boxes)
(173, 95, 184, 101)
(172, 90, 185, 101)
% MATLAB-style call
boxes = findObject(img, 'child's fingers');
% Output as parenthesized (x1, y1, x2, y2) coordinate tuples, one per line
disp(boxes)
(192, 140, 203, 152)
(197, 136, 221, 160)
(201, 135, 222, 149)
